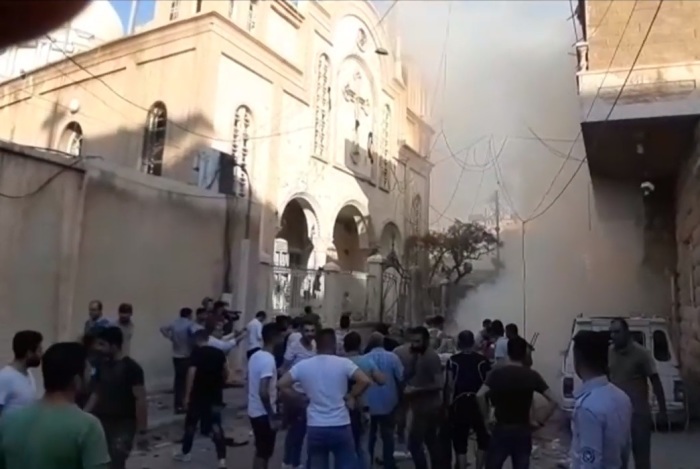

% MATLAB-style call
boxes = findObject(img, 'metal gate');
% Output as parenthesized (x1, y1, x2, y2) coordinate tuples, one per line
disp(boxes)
(380, 250, 409, 327)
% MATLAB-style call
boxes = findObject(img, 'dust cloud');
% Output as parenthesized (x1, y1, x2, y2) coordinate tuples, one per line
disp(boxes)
(376, 0, 671, 386)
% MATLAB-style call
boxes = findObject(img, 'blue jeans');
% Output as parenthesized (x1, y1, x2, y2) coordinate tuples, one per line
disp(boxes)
(283, 404, 307, 467)
(307, 425, 358, 469)
(368, 414, 395, 469)
(485, 425, 532, 469)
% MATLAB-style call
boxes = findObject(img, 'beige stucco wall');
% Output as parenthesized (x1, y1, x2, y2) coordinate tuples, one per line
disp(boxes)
(0, 143, 229, 390)
(578, 0, 700, 122)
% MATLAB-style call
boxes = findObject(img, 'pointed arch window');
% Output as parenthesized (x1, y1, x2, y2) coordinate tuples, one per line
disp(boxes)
(141, 102, 167, 176)
(59, 121, 83, 157)
(379, 105, 391, 191)
(169, 0, 180, 20)
(232, 105, 252, 198)
(247, 0, 259, 32)
(410, 194, 423, 236)
(313, 53, 331, 159)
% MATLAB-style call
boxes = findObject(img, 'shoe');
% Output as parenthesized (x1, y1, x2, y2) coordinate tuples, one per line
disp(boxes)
(217, 458, 226, 468)
(172, 451, 191, 462)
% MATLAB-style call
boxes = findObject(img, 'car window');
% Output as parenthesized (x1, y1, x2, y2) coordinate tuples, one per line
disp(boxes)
(653, 330, 671, 362)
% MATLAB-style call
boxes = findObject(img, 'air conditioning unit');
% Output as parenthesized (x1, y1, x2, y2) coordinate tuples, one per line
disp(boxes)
(193, 148, 238, 195)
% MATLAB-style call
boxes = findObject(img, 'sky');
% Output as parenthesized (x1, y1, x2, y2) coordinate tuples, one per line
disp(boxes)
(110, 0, 156, 28)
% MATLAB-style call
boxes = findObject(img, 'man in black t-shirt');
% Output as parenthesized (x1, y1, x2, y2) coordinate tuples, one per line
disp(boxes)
(87, 326, 147, 469)
(477, 337, 557, 469)
(174, 329, 228, 468)
(445, 330, 491, 469)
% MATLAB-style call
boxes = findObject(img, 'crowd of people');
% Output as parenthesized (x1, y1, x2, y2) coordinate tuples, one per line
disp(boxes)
(0, 296, 669, 469)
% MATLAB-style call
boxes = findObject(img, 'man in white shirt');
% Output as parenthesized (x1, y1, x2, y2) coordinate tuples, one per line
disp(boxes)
(491, 320, 509, 365)
(278, 328, 372, 469)
(248, 323, 283, 469)
(246, 311, 267, 360)
(0, 330, 43, 415)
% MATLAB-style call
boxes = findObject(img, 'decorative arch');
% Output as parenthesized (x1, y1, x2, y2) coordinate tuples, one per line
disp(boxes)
(331, 10, 393, 83)
(58, 121, 83, 157)
(332, 199, 376, 250)
(379, 221, 403, 259)
(277, 192, 322, 242)
(141, 101, 167, 176)
(277, 195, 321, 270)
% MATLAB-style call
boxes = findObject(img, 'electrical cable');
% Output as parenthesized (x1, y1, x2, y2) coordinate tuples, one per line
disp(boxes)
(42, 35, 315, 144)
(524, 0, 640, 221)
(518, 0, 663, 336)
(527, 0, 661, 223)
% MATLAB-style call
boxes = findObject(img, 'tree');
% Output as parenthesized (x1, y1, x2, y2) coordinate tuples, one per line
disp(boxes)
(409, 220, 499, 285)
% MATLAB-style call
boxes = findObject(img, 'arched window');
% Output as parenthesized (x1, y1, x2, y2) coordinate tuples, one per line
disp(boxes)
(169, 0, 180, 20)
(141, 102, 167, 176)
(232, 105, 252, 197)
(313, 53, 331, 158)
(59, 121, 83, 157)
(410, 194, 423, 236)
(247, 0, 258, 31)
(379, 105, 391, 190)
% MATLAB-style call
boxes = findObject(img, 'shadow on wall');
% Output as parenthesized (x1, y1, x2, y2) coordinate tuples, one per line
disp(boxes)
(2, 111, 278, 391)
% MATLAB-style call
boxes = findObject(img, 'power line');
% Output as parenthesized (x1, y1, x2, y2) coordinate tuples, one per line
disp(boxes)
(525, 0, 640, 221)
(43, 35, 315, 144)
(527, 0, 662, 224)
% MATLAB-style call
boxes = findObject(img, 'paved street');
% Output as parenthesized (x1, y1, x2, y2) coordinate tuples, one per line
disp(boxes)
(133, 390, 700, 469)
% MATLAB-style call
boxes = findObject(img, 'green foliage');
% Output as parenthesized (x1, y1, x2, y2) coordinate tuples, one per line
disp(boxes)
(409, 220, 499, 285)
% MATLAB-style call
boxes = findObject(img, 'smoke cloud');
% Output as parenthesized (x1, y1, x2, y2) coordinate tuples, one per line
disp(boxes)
(379, 0, 670, 385)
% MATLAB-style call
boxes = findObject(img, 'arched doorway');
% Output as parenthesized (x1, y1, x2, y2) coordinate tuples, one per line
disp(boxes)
(333, 204, 373, 271)
(273, 197, 321, 315)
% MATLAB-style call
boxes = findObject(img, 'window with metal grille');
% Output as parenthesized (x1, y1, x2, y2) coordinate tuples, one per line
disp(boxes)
(313, 53, 331, 159)
(232, 105, 252, 198)
(141, 102, 167, 176)
(60, 121, 83, 157)
(379, 105, 391, 191)
(169, 0, 180, 20)
(410, 195, 423, 236)
(247, 0, 258, 32)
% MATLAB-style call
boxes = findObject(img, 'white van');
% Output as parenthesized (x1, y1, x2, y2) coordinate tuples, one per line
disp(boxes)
(560, 316, 687, 425)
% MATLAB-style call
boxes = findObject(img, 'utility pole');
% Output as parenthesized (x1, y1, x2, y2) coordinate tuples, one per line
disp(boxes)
(494, 189, 501, 269)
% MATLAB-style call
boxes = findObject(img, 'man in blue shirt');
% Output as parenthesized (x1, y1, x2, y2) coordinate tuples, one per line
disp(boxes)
(343, 331, 383, 469)
(83, 300, 111, 336)
(364, 332, 404, 469)
(160, 307, 195, 413)
(571, 330, 632, 469)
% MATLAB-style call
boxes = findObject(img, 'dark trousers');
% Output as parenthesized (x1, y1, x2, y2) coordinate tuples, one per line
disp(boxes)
(485, 425, 532, 469)
(181, 402, 226, 460)
(282, 397, 307, 467)
(350, 409, 368, 469)
(631, 413, 652, 469)
(407, 408, 443, 469)
(172, 357, 189, 411)
(99, 419, 136, 469)
(369, 414, 396, 469)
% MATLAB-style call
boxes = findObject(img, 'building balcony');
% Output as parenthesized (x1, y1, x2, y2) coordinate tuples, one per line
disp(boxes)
(577, 56, 700, 123)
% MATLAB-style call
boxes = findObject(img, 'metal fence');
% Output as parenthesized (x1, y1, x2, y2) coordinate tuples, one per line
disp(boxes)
(271, 266, 324, 316)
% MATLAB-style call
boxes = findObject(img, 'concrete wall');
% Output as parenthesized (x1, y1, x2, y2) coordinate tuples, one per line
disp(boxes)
(675, 134, 700, 410)
(0, 142, 228, 390)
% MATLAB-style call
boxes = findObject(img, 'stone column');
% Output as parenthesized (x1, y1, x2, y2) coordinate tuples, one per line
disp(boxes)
(366, 253, 383, 324)
(321, 251, 341, 327)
